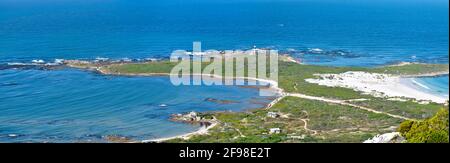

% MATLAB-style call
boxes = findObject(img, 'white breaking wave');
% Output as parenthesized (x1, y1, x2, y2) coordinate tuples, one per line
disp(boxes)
(411, 79, 431, 90)
(309, 48, 323, 53)
(7, 62, 29, 66)
(31, 59, 45, 64)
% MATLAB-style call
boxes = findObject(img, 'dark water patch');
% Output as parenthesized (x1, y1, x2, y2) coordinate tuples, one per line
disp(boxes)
(237, 85, 271, 90)
(0, 63, 65, 71)
(0, 93, 30, 101)
(290, 49, 360, 58)
(103, 135, 133, 143)
(143, 113, 165, 119)
(0, 82, 20, 87)
(46, 119, 75, 125)
(0, 64, 37, 70)
(83, 134, 104, 140)
(204, 98, 239, 104)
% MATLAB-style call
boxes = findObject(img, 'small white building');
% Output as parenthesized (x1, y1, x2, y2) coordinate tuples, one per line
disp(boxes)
(269, 128, 281, 134)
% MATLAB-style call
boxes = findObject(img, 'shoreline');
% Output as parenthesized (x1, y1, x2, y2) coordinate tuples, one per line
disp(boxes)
(398, 71, 450, 78)
(141, 118, 219, 143)
(403, 77, 449, 98)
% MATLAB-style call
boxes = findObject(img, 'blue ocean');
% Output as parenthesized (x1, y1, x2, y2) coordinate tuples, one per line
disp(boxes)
(0, 0, 448, 142)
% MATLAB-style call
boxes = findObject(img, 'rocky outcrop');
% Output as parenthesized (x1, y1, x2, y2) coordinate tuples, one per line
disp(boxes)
(363, 132, 405, 143)
(170, 111, 213, 127)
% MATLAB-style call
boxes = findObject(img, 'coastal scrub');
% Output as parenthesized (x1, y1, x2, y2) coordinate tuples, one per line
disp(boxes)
(398, 108, 449, 143)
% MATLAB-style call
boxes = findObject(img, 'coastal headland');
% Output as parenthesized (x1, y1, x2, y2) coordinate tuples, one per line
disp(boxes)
(61, 56, 449, 143)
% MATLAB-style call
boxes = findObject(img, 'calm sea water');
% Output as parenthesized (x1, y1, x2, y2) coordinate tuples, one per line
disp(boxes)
(0, 0, 448, 142)
(0, 0, 448, 65)
(0, 68, 273, 142)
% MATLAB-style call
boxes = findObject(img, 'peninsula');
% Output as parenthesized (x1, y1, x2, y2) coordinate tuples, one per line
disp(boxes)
(63, 56, 449, 143)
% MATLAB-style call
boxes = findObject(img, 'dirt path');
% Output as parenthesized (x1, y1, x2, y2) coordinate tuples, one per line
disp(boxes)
(300, 119, 318, 135)
(235, 128, 246, 138)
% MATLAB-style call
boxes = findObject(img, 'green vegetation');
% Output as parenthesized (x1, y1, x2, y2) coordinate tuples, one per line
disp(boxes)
(277, 62, 371, 99)
(398, 108, 449, 143)
(102, 61, 177, 74)
(167, 97, 402, 143)
(369, 63, 449, 76)
(351, 98, 447, 119)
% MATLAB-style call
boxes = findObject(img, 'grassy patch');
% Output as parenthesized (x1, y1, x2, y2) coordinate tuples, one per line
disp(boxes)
(167, 97, 402, 143)
(103, 61, 177, 74)
(368, 63, 449, 75)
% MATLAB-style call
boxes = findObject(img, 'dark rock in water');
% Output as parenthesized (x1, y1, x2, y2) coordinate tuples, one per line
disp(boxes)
(84, 134, 103, 139)
(0, 63, 64, 71)
(144, 113, 162, 119)
(0, 64, 35, 70)
(41, 65, 66, 70)
(141, 102, 156, 106)
(103, 135, 133, 143)
(204, 98, 238, 104)
(238, 85, 271, 89)
(46, 119, 74, 125)
(0, 64, 8, 70)
(1, 82, 20, 87)
(326, 50, 359, 58)
(293, 49, 359, 58)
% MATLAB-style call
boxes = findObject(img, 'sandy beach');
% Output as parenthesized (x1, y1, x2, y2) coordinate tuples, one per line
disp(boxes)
(305, 71, 448, 104)
(141, 119, 218, 143)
